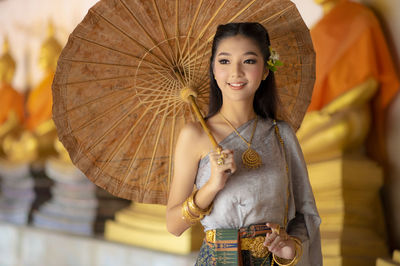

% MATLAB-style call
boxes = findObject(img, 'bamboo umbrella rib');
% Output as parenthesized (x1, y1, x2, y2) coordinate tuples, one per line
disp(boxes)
(135, 81, 178, 95)
(135, 76, 175, 89)
(86, 82, 171, 174)
(193, 39, 210, 86)
(135, 49, 184, 86)
(71, 35, 168, 69)
(58, 85, 135, 116)
(180, 0, 205, 59)
(59, 58, 137, 69)
(73, 77, 171, 150)
(118, 103, 164, 193)
(149, 98, 185, 114)
(136, 65, 177, 85)
(117, 81, 180, 193)
(222, 0, 260, 26)
(95, 101, 159, 191)
(135, 74, 177, 90)
(59, 74, 134, 86)
(174, 0, 180, 63)
(90, 8, 171, 68)
(135, 86, 176, 97)
(167, 100, 178, 191)
(151, 0, 177, 67)
(68, 92, 141, 136)
(183, 0, 258, 62)
(184, 49, 211, 69)
(183, 0, 230, 59)
(117, 0, 174, 68)
(136, 95, 181, 105)
(258, 5, 293, 25)
(135, 76, 178, 98)
(59, 57, 165, 72)
(143, 98, 171, 194)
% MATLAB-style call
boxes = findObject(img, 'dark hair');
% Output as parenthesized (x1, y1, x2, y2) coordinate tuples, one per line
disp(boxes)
(206, 22, 277, 119)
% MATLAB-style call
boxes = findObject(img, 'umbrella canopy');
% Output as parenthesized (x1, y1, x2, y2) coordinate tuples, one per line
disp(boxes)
(52, 0, 315, 204)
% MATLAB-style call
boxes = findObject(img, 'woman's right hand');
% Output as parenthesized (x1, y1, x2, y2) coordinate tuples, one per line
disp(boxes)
(208, 149, 236, 191)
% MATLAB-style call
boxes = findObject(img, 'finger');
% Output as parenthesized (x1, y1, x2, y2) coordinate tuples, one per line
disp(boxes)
(219, 162, 236, 174)
(270, 240, 287, 254)
(269, 235, 284, 251)
(263, 232, 276, 247)
(266, 223, 280, 234)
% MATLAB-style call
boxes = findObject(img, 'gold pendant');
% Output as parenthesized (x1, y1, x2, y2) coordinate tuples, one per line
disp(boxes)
(242, 147, 262, 168)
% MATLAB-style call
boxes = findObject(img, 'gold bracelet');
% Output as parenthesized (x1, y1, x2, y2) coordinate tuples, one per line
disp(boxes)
(272, 237, 302, 265)
(181, 199, 202, 225)
(290, 237, 303, 265)
(272, 251, 297, 266)
(187, 190, 213, 216)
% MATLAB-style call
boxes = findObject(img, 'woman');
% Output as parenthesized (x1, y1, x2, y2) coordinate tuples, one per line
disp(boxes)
(166, 22, 322, 266)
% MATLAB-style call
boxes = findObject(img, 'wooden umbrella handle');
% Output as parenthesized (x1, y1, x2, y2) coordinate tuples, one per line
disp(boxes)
(188, 95, 222, 154)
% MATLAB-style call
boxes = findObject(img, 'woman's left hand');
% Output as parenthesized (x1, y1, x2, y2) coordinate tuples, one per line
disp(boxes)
(263, 222, 296, 260)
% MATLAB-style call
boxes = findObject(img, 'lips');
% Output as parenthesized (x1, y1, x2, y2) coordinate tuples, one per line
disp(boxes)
(228, 82, 247, 90)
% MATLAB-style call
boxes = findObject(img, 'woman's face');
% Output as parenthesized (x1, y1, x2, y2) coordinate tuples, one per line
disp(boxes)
(213, 35, 267, 103)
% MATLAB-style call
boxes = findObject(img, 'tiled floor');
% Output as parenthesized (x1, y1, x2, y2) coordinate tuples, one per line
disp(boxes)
(0, 222, 197, 266)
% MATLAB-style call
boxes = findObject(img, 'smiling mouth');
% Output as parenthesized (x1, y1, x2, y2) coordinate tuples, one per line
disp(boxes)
(228, 82, 247, 89)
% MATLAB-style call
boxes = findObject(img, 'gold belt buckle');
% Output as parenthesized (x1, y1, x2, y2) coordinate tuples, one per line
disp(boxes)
(241, 236, 270, 258)
(206, 230, 216, 243)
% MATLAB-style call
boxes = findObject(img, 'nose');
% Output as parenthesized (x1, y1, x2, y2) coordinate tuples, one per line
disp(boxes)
(230, 62, 244, 78)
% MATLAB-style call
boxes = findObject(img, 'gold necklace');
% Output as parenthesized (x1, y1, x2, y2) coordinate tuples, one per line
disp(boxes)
(219, 113, 262, 169)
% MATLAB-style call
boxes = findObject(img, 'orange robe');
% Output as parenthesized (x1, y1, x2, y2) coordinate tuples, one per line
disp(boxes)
(310, 0, 400, 162)
(25, 71, 55, 131)
(0, 82, 24, 125)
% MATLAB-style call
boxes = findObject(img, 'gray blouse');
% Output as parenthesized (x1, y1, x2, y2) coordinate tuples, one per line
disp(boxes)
(195, 117, 322, 266)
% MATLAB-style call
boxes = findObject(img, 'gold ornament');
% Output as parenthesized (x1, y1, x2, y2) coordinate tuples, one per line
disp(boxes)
(242, 147, 262, 169)
(248, 236, 270, 258)
(219, 113, 262, 168)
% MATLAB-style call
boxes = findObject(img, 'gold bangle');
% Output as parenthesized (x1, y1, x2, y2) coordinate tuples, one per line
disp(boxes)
(187, 190, 213, 216)
(272, 252, 297, 266)
(290, 237, 303, 265)
(272, 237, 302, 266)
(181, 199, 202, 225)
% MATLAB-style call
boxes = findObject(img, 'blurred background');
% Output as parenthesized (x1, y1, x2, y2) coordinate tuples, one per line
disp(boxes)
(0, 0, 399, 265)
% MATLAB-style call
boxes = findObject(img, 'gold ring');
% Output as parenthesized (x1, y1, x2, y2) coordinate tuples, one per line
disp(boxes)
(217, 158, 224, 165)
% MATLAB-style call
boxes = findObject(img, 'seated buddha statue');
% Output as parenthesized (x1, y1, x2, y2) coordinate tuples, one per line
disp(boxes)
(0, 38, 38, 164)
(25, 22, 62, 160)
(0, 38, 24, 136)
(297, 0, 399, 163)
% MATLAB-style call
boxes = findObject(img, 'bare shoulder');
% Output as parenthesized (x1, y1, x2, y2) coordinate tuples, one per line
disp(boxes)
(177, 121, 212, 159)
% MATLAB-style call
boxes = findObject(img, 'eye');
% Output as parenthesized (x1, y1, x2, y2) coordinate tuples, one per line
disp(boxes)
(218, 59, 229, 64)
(244, 59, 257, 64)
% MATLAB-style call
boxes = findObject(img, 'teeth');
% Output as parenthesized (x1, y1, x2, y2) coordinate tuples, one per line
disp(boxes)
(230, 83, 245, 87)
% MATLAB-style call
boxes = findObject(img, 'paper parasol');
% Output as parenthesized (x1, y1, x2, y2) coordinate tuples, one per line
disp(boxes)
(52, 0, 315, 204)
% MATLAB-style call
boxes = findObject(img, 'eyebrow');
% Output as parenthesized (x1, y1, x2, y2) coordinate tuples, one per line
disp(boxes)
(217, 51, 259, 56)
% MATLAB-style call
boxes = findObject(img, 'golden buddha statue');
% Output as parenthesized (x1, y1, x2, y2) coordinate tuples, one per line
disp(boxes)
(297, 0, 399, 163)
(0, 37, 38, 164)
(25, 21, 62, 159)
(0, 38, 24, 129)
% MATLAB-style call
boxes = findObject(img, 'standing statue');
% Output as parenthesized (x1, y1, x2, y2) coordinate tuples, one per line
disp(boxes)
(297, 0, 399, 163)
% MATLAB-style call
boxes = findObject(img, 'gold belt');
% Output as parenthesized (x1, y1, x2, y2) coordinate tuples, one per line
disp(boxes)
(206, 230, 270, 258)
